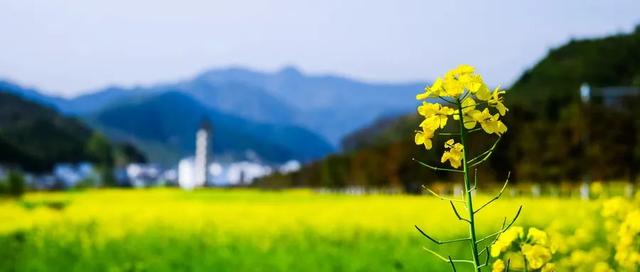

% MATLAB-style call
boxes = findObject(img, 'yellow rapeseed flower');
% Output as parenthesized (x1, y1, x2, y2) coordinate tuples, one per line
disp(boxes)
(527, 227, 549, 246)
(602, 197, 631, 219)
(492, 259, 505, 272)
(416, 64, 499, 103)
(441, 139, 464, 168)
(453, 97, 478, 129)
(488, 87, 508, 116)
(521, 244, 552, 269)
(615, 210, 640, 270)
(442, 76, 465, 97)
(593, 262, 614, 272)
(491, 226, 524, 257)
(475, 84, 492, 101)
(442, 64, 484, 97)
(448, 64, 475, 76)
(541, 262, 556, 272)
(469, 109, 507, 135)
(416, 77, 445, 100)
(414, 127, 435, 150)
(418, 102, 455, 130)
(590, 181, 604, 197)
(461, 74, 484, 93)
(461, 97, 476, 113)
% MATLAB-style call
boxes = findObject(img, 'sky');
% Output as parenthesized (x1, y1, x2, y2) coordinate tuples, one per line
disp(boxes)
(0, 0, 639, 97)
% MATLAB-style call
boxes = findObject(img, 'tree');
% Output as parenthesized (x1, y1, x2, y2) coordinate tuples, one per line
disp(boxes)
(7, 170, 25, 197)
(86, 133, 115, 186)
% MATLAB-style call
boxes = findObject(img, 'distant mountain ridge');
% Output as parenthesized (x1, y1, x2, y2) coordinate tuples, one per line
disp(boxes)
(88, 91, 333, 165)
(194, 66, 423, 143)
(0, 66, 425, 164)
(45, 66, 423, 145)
(0, 80, 66, 109)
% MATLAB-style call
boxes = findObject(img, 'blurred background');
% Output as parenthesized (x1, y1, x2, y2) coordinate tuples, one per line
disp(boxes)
(0, 1, 640, 271)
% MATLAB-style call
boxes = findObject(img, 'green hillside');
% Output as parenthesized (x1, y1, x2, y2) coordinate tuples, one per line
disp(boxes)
(0, 91, 144, 173)
(509, 25, 640, 118)
(257, 27, 640, 190)
(0, 92, 94, 171)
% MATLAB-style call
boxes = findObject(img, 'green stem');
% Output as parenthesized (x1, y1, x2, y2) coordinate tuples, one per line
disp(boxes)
(457, 99, 482, 271)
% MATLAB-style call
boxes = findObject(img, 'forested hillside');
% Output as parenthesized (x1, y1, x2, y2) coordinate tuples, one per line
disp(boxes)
(0, 91, 94, 171)
(0, 91, 144, 172)
(256, 26, 640, 191)
(509, 25, 640, 117)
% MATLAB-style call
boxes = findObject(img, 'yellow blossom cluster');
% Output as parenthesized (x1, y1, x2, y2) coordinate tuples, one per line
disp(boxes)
(543, 194, 640, 271)
(544, 209, 615, 271)
(598, 196, 640, 270)
(615, 211, 640, 270)
(414, 65, 508, 168)
(558, 248, 613, 272)
(491, 226, 556, 272)
(602, 197, 633, 244)
(491, 226, 524, 257)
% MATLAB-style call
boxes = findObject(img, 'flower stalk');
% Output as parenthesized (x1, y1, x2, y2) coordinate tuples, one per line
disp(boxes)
(457, 99, 482, 271)
(413, 65, 522, 272)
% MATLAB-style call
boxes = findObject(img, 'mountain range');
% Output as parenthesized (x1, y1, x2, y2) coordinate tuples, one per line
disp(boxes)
(1, 66, 423, 165)
(87, 91, 332, 164)
(51, 66, 423, 144)
(190, 66, 423, 142)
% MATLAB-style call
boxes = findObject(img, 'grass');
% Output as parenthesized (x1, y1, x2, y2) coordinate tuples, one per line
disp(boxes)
(0, 188, 601, 271)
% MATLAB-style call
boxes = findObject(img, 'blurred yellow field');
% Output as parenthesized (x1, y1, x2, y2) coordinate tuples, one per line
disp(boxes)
(1, 188, 630, 271)
(0, 188, 592, 235)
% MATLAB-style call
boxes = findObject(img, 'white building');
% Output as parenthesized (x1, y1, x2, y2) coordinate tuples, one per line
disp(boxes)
(194, 120, 211, 187)
(178, 159, 279, 188)
(53, 162, 95, 187)
(279, 160, 301, 174)
(224, 161, 272, 185)
(175, 120, 303, 189)
(178, 119, 212, 189)
(125, 163, 162, 187)
(178, 157, 197, 189)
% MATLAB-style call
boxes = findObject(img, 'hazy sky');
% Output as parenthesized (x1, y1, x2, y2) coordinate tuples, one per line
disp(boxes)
(1, 0, 639, 97)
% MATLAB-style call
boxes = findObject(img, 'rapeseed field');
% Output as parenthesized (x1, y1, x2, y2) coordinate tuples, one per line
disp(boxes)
(0, 188, 623, 271)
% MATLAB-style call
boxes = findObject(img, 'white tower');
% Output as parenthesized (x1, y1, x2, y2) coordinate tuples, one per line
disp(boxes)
(194, 120, 211, 187)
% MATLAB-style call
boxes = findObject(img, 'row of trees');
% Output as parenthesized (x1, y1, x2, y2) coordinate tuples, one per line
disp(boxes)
(255, 99, 640, 192)
(0, 132, 146, 197)
(0, 171, 25, 197)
